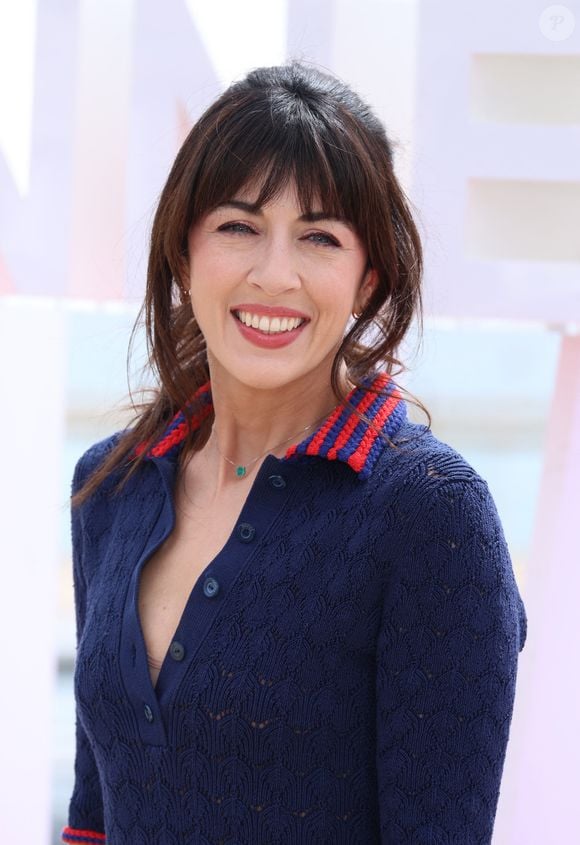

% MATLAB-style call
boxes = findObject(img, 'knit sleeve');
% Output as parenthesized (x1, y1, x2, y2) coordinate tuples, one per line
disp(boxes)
(375, 475, 527, 844)
(61, 453, 107, 845)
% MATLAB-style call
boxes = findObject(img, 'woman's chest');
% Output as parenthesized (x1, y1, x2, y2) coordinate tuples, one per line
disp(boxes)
(137, 485, 251, 688)
(76, 458, 393, 747)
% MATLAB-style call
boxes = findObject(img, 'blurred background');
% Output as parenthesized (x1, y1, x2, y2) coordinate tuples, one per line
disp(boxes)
(1, 0, 578, 842)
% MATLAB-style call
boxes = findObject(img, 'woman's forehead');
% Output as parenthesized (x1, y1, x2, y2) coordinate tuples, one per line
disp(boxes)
(232, 174, 314, 203)
(220, 176, 343, 220)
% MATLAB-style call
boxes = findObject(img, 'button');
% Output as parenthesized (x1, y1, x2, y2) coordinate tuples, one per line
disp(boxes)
(268, 474, 286, 488)
(169, 640, 185, 661)
(203, 576, 220, 598)
(143, 703, 154, 723)
(238, 522, 255, 542)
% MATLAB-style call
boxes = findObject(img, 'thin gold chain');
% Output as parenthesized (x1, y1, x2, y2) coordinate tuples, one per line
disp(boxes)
(210, 411, 331, 478)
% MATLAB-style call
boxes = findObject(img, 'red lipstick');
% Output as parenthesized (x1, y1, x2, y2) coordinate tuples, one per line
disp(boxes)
(231, 303, 310, 320)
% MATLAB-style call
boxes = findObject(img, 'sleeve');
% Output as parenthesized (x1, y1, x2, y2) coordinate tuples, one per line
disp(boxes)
(61, 454, 107, 844)
(375, 476, 527, 845)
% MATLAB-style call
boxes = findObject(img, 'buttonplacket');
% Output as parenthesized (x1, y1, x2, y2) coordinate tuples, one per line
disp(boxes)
(119, 451, 301, 747)
(119, 469, 175, 746)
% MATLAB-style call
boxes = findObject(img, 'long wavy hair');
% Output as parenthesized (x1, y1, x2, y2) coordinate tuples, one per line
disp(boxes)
(72, 60, 430, 508)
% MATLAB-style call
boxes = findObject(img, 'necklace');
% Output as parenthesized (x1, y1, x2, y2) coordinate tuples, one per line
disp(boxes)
(211, 411, 331, 478)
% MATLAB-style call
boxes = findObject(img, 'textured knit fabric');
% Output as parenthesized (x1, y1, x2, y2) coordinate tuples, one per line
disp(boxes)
(63, 370, 527, 845)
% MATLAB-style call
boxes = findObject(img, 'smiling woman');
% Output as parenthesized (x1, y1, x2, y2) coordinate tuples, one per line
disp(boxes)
(183, 178, 373, 376)
(61, 60, 526, 845)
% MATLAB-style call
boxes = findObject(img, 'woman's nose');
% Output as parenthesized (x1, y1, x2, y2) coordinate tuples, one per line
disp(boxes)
(247, 237, 301, 293)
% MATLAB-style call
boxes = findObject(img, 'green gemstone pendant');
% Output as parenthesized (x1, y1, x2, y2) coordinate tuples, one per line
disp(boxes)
(235, 465, 247, 478)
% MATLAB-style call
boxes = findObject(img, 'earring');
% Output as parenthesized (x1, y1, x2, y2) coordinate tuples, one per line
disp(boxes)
(352, 309, 360, 319)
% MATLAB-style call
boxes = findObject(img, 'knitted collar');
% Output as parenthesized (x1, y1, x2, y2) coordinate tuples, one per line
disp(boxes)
(134, 370, 407, 481)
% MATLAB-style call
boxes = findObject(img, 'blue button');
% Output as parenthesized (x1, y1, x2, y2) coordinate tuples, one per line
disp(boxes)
(268, 474, 286, 488)
(169, 640, 185, 661)
(203, 576, 220, 598)
(238, 522, 255, 542)
(144, 703, 154, 723)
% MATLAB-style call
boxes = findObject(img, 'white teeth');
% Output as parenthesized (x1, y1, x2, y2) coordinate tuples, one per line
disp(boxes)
(235, 310, 305, 333)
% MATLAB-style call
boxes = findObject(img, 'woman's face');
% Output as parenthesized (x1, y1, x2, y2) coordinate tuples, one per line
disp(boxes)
(184, 178, 376, 393)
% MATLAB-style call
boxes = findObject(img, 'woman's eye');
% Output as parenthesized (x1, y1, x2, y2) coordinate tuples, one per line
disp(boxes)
(218, 222, 255, 235)
(306, 232, 340, 247)
(216, 223, 339, 247)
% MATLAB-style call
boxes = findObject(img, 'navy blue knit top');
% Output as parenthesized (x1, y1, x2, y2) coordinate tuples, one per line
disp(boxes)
(62, 370, 527, 844)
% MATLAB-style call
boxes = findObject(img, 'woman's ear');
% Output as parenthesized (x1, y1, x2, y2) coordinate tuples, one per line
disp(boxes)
(175, 255, 191, 299)
(356, 266, 378, 313)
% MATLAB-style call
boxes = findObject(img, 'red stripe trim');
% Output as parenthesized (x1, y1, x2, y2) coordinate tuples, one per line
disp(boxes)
(304, 399, 346, 456)
(349, 387, 402, 472)
(134, 371, 403, 475)
(62, 827, 106, 842)
(133, 381, 212, 459)
(326, 373, 391, 461)
(148, 403, 213, 457)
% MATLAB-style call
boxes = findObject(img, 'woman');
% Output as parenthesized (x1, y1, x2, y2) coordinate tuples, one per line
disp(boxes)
(62, 61, 527, 844)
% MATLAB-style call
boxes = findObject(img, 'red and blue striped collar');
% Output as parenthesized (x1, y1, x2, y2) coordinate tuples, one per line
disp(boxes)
(134, 370, 407, 480)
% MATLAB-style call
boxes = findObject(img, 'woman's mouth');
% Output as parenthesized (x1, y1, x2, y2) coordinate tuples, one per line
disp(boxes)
(231, 309, 309, 349)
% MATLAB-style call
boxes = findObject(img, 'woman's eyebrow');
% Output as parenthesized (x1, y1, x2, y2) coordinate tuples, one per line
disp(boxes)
(213, 200, 353, 229)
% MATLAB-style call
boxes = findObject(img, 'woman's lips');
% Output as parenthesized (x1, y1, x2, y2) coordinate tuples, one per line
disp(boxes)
(232, 311, 308, 349)
(230, 304, 310, 320)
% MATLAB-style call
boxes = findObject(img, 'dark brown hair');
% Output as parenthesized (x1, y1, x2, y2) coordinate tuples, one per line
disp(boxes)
(72, 59, 430, 508)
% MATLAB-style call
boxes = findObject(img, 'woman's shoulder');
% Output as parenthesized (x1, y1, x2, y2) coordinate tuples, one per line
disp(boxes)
(72, 429, 129, 494)
(373, 417, 505, 540)
(381, 418, 487, 487)
(378, 418, 527, 651)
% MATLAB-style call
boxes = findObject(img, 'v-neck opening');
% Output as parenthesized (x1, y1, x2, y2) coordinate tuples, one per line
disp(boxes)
(139, 452, 295, 698)
(119, 450, 303, 745)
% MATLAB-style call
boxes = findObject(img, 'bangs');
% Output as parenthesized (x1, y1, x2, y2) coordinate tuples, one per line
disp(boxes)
(190, 94, 369, 237)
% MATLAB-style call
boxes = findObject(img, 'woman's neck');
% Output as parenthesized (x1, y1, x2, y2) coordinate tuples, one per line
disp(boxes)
(195, 362, 354, 497)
